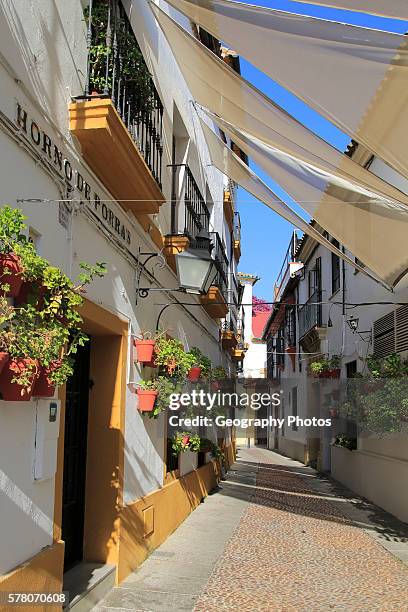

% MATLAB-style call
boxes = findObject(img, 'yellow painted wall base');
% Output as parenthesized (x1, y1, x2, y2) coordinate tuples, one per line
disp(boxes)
(0, 541, 64, 612)
(117, 460, 220, 584)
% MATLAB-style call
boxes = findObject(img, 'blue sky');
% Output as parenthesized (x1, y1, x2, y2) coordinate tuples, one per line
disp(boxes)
(236, 0, 408, 299)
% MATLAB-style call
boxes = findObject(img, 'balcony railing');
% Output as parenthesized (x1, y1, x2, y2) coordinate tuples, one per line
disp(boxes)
(274, 231, 300, 302)
(298, 290, 323, 339)
(83, 0, 163, 187)
(234, 212, 241, 241)
(169, 164, 210, 238)
(210, 232, 228, 302)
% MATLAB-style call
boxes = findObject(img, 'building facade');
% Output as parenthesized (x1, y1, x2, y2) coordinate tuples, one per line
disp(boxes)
(264, 151, 408, 522)
(0, 0, 242, 603)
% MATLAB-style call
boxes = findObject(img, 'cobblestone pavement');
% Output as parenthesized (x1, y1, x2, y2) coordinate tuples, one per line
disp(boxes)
(194, 446, 408, 612)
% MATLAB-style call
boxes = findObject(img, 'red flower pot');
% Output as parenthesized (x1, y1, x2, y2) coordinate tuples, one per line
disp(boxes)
(328, 368, 341, 379)
(182, 436, 190, 446)
(211, 381, 220, 391)
(134, 339, 156, 364)
(0, 253, 23, 297)
(0, 352, 9, 375)
(137, 389, 158, 412)
(188, 366, 202, 382)
(32, 366, 56, 398)
(0, 358, 38, 401)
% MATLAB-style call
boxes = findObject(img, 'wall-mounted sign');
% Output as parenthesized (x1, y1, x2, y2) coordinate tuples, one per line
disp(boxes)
(15, 103, 132, 246)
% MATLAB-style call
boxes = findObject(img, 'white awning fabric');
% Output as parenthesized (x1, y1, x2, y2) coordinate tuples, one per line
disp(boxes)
(150, 3, 408, 207)
(200, 107, 408, 288)
(198, 118, 390, 289)
(289, 0, 408, 20)
(165, 0, 408, 179)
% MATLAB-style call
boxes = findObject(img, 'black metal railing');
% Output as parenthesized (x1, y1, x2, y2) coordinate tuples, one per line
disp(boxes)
(210, 232, 228, 302)
(234, 212, 241, 242)
(298, 289, 322, 339)
(184, 166, 210, 238)
(168, 164, 210, 238)
(83, 0, 163, 187)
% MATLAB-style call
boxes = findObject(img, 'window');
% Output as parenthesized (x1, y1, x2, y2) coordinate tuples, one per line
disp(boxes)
(331, 240, 340, 294)
(346, 361, 357, 378)
(354, 257, 365, 275)
(292, 387, 298, 431)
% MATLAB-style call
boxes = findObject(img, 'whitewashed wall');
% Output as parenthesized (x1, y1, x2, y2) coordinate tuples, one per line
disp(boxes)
(0, 0, 234, 571)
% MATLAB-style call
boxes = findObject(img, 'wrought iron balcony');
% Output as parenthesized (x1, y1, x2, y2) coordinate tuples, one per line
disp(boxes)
(82, 0, 163, 188)
(210, 232, 228, 303)
(298, 289, 323, 340)
(168, 164, 210, 238)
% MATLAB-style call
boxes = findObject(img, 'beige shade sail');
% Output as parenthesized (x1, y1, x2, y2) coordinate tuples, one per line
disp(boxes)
(165, 0, 408, 179)
(200, 107, 408, 288)
(289, 0, 408, 20)
(150, 3, 408, 207)
(198, 117, 391, 289)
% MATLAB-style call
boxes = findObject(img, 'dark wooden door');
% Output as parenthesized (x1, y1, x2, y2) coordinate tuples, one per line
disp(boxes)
(62, 341, 91, 570)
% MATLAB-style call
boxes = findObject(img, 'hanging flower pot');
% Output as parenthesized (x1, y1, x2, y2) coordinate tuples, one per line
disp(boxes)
(328, 368, 341, 379)
(137, 389, 158, 412)
(0, 358, 38, 401)
(181, 435, 190, 446)
(188, 366, 202, 382)
(134, 339, 156, 364)
(0, 352, 9, 375)
(32, 366, 56, 398)
(0, 253, 23, 297)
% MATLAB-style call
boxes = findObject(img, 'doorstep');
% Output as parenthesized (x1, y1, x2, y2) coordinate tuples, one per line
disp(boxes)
(63, 562, 115, 611)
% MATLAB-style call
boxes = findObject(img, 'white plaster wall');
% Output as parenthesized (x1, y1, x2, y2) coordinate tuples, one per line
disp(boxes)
(0, 0, 235, 571)
(0, 401, 55, 574)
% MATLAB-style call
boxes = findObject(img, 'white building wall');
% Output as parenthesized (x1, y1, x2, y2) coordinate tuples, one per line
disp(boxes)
(0, 0, 233, 573)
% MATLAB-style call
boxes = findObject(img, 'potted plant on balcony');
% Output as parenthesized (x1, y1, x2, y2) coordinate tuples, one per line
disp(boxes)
(187, 346, 212, 382)
(310, 355, 341, 379)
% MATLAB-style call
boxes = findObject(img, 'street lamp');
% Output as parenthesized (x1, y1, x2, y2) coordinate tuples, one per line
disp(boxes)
(175, 230, 218, 294)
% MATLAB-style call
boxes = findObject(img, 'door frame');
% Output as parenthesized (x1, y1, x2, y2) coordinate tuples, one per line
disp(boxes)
(54, 299, 128, 580)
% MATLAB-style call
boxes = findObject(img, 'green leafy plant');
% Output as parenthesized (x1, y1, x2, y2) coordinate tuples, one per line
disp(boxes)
(310, 355, 340, 375)
(211, 365, 227, 379)
(188, 346, 212, 378)
(85, 1, 155, 111)
(338, 354, 408, 434)
(154, 337, 195, 378)
(171, 431, 200, 456)
(0, 206, 106, 394)
(333, 433, 357, 451)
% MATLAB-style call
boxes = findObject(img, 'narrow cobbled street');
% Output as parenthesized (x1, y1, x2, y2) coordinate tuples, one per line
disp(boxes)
(94, 447, 408, 612)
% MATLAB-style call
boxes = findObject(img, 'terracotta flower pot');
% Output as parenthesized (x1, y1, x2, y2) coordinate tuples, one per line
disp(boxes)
(182, 436, 190, 446)
(0, 352, 9, 375)
(0, 358, 38, 401)
(134, 339, 156, 364)
(32, 366, 56, 398)
(137, 389, 158, 412)
(328, 368, 341, 379)
(0, 253, 23, 297)
(188, 366, 202, 382)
